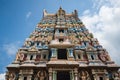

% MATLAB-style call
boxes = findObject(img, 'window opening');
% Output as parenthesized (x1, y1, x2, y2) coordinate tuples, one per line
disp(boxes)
(78, 54, 81, 59)
(30, 55, 33, 60)
(43, 54, 46, 59)
(59, 39, 64, 42)
(24, 77, 27, 80)
(91, 55, 94, 60)
(99, 77, 103, 80)
(57, 71, 70, 80)
(59, 29, 64, 33)
(58, 49, 67, 59)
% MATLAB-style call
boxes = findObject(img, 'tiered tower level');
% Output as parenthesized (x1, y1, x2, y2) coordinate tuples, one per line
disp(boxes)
(6, 7, 120, 80)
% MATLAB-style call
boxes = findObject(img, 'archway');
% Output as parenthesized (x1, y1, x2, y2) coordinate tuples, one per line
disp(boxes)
(57, 71, 70, 80)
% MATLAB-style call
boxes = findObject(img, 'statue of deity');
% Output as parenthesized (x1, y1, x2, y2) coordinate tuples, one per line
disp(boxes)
(37, 71, 46, 80)
(8, 72, 15, 80)
(79, 71, 90, 80)
(114, 72, 120, 80)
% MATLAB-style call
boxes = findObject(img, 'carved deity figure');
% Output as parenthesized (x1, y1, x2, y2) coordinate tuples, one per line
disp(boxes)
(79, 71, 90, 80)
(16, 53, 20, 61)
(37, 71, 46, 80)
(8, 72, 15, 80)
(114, 72, 120, 80)
(99, 50, 111, 62)
(16, 53, 24, 61)
(24, 40, 31, 47)
(104, 50, 111, 61)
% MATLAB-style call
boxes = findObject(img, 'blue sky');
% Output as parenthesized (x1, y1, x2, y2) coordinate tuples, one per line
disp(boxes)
(0, 0, 120, 79)
(0, 0, 93, 73)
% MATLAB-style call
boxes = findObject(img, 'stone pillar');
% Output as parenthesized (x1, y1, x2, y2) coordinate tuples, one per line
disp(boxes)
(86, 53, 91, 60)
(51, 48, 57, 57)
(74, 68, 78, 80)
(51, 48, 57, 60)
(53, 71, 57, 80)
(105, 70, 109, 80)
(81, 54, 83, 60)
(27, 75, 32, 80)
(41, 53, 43, 60)
(18, 75, 23, 80)
(49, 68, 52, 80)
(70, 70, 74, 80)
(95, 53, 98, 60)
(68, 48, 73, 57)
(76, 54, 78, 60)
(105, 74, 109, 80)
(33, 54, 36, 60)
(54, 49, 57, 57)
(27, 54, 30, 60)
(93, 74, 97, 80)
(68, 48, 74, 60)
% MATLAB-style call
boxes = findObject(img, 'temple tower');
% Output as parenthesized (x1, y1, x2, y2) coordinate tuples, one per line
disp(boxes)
(6, 7, 120, 80)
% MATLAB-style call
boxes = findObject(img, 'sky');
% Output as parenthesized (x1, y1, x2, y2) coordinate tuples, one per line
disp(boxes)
(0, 0, 120, 79)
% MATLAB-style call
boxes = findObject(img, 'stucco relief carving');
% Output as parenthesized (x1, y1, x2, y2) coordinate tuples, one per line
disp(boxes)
(37, 71, 47, 80)
(99, 50, 111, 62)
(8, 72, 15, 80)
(79, 71, 90, 80)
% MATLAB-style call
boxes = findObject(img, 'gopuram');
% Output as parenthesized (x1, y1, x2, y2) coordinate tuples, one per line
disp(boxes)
(6, 7, 120, 80)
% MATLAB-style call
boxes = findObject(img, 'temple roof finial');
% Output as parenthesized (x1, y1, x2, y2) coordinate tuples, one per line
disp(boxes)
(57, 6, 65, 16)
(43, 9, 47, 17)
(59, 6, 62, 10)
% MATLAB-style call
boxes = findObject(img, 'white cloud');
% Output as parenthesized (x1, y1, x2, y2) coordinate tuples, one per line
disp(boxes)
(3, 41, 21, 55)
(83, 9, 90, 15)
(81, 0, 120, 65)
(0, 73, 5, 80)
(26, 11, 32, 19)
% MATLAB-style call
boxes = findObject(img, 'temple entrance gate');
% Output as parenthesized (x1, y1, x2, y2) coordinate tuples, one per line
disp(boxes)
(52, 70, 75, 80)
(57, 71, 70, 80)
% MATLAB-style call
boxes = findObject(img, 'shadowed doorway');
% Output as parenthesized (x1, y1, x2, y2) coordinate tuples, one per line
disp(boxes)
(57, 71, 70, 80)
(57, 49, 67, 59)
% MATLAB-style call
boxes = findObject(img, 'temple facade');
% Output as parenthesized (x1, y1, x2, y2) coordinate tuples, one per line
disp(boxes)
(6, 7, 120, 80)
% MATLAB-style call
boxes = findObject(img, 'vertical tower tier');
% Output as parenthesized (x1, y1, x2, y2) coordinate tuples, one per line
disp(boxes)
(6, 7, 120, 80)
